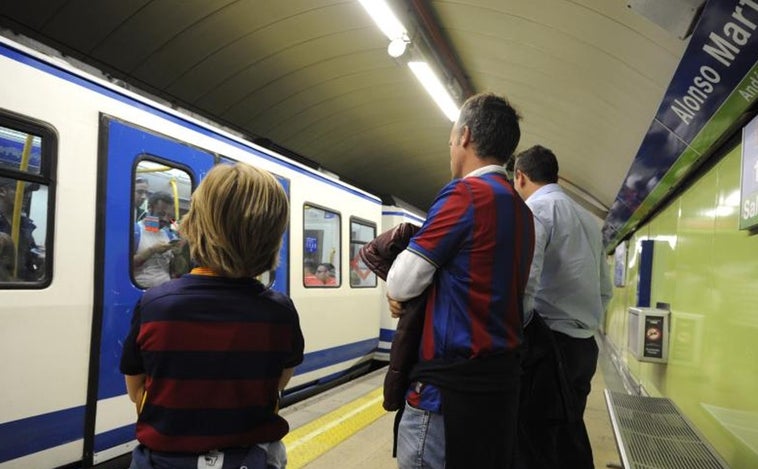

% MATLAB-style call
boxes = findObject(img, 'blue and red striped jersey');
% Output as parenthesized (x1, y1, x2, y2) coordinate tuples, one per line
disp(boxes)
(406, 171, 534, 411)
(120, 274, 304, 452)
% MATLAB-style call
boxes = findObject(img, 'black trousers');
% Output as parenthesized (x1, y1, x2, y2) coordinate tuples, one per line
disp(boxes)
(552, 332, 598, 469)
(516, 325, 597, 469)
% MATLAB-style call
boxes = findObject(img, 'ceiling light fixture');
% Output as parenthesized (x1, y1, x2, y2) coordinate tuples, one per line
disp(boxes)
(358, 0, 407, 41)
(359, 0, 460, 121)
(408, 61, 460, 122)
(387, 36, 410, 58)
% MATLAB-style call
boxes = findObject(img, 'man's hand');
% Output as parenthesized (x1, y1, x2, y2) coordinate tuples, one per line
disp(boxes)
(387, 295, 404, 318)
(152, 242, 173, 254)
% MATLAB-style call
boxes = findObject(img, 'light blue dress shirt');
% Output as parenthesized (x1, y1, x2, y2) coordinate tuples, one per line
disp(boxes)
(525, 183, 612, 338)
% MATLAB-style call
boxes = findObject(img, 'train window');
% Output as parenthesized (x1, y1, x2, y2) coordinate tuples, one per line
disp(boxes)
(349, 218, 377, 288)
(132, 160, 193, 289)
(0, 119, 54, 287)
(303, 204, 340, 287)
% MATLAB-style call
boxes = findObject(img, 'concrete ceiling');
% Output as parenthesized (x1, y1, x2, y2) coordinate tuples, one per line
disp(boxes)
(0, 0, 687, 216)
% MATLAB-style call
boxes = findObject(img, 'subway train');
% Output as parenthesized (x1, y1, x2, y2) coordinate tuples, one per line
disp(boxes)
(0, 34, 423, 468)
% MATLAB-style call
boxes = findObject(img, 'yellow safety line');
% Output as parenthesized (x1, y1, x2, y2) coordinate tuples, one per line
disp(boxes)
(283, 387, 386, 468)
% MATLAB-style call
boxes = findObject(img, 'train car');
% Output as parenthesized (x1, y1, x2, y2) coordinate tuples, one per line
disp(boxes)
(0, 34, 385, 468)
(373, 199, 426, 361)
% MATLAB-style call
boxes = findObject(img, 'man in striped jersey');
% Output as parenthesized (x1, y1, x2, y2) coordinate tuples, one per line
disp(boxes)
(386, 92, 535, 469)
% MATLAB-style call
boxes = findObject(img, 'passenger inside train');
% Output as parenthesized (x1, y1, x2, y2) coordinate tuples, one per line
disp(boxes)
(303, 259, 320, 286)
(315, 262, 337, 286)
(132, 191, 180, 289)
(0, 176, 44, 282)
(133, 176, 149, 222)
(0, 232, 14, 281)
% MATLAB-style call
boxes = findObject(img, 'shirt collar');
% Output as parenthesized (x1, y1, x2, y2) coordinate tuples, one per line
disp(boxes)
(464, 164, 508, 179)
(530, 182, 563, 199)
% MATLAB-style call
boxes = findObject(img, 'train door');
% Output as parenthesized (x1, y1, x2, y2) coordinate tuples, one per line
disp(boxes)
(85, 117, 215, 466)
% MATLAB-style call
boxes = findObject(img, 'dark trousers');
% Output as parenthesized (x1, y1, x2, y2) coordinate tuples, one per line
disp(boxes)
(443, 384, 520, 469)
(552, 332, 598, 469)
(516, 324, 597, 469)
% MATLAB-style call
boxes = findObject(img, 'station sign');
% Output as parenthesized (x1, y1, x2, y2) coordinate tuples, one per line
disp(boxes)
(605, 0, 758, 246)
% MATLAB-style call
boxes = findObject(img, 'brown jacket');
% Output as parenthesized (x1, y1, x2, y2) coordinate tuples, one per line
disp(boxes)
(358, 222, 424, 411)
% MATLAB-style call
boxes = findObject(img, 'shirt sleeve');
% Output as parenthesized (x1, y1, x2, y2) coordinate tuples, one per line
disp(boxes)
(386, 249, 436, 301)
(284, 298, 305, 368)
(119, 300, 145, 375)
(526, 198, 553, 240)
(406, 180, 472, 268)
(523, 216, 546, 321)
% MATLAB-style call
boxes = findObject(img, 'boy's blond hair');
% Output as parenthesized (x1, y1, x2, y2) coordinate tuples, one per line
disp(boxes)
(181, 163, 289, 278)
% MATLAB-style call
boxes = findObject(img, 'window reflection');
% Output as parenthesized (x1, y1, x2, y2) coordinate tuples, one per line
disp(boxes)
(350, 219, 377, 288)
(0, 123, 49, 286)
(132, 160, 192, 289)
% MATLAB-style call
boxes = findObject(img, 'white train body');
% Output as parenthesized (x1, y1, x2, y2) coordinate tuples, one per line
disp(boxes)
(0, 35, 409, 468)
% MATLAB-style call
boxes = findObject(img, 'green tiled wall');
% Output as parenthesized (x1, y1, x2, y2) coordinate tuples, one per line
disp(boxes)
(605, 144, 758, 468)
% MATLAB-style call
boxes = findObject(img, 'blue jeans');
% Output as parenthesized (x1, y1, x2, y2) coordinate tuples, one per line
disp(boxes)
(128, 441, 287, 469)
(396, 402, 445, 469)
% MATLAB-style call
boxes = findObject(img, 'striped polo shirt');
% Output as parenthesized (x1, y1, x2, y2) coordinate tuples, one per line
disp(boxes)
(406, 170, 534, 410)
(120, 273, 305, 452)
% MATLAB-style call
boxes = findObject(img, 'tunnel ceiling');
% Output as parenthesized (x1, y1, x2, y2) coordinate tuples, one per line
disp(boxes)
(0, 0, 686, 215)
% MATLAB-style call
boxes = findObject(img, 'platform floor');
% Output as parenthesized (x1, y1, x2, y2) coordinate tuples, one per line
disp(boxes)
(280, 335, 624, 469)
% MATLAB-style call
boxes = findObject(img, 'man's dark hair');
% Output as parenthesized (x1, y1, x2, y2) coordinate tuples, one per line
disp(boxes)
(147, 191, 174, 208)
(456, 93, 521, 164)
(514, 145, 559, 184)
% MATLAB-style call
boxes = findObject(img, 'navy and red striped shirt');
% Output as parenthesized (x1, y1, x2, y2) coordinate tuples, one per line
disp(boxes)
(406, 170, 534, 410)
(120, 273, 304, 452)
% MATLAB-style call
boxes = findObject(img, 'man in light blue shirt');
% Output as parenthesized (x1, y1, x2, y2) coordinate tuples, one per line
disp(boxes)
(513, 145, 612, 469)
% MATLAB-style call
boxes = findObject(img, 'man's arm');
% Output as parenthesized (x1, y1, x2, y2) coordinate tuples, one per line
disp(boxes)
(133, 236, 173, 267)
(385, 250, 436, 317)
(386, 249, 436, 301)
(279, 368, 295, 390)
(523, 216, 546, 321)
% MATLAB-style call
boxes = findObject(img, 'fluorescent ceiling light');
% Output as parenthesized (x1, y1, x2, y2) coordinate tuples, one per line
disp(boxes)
(408, 61, 460, 122)
(358, 0, 407, 40)
(358, 2, 459, 120)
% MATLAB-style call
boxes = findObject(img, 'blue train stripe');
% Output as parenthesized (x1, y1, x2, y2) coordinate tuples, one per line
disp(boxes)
(0, 41, 380, 205)
(296, 338, 378, 374)
(94, 424, 135, 453)
(0, 337, 379, 463)
(0, 405, 85, 464)
(379, 328, 395, 343)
